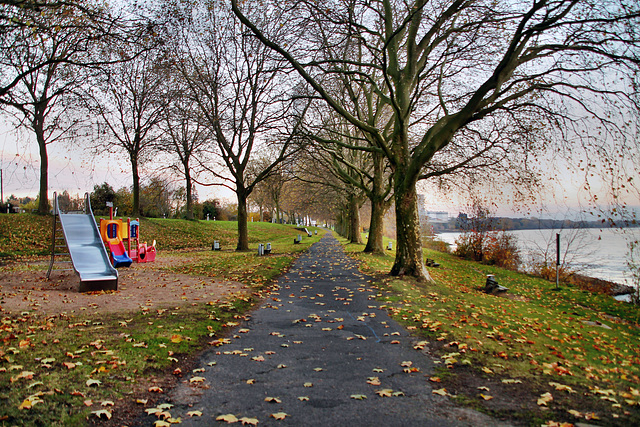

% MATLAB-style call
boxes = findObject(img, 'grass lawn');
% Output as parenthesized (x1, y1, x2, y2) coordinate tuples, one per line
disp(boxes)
(341, 237, 640, 426)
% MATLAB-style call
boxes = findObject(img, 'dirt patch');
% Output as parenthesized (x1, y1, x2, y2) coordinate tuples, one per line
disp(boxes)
(0, 254, 245, 316)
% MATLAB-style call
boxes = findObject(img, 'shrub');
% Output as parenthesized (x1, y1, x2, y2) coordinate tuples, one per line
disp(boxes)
(454, 230, 521, 270)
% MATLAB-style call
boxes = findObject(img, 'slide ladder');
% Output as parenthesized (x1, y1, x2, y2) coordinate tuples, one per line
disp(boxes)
(47, 192, 118, 292)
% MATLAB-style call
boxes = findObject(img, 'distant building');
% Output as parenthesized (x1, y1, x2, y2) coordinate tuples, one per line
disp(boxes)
(417, 194, 449, 224)
(426, 211, 449, 223)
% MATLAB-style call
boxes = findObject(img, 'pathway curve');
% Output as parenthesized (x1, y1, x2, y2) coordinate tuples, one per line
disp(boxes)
(167, 233, 502, 426)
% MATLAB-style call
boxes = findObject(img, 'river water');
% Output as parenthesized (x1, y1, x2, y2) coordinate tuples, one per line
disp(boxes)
(436, 228, 640, 288)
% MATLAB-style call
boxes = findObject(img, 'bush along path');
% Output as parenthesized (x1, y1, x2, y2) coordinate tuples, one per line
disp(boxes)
(147, 233, 502, 426)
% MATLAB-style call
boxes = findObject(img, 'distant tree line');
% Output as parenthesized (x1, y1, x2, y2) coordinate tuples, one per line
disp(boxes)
(429, 214, 639, 233)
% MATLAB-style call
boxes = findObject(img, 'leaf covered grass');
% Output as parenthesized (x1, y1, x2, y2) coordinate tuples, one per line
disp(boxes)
(341, 238, 640, 426)
(0, 217, 322, 425)
(0, 297, 251, 425)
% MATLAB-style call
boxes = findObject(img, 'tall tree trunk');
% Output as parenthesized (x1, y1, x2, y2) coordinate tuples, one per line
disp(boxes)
(390, 177, 431, 281)
(35, 123, 49, 215)
(348, 194, 363, 244)
(131, 154, 140, 216)
(185, 169, 194, 220)
(364, 152, 386, 254)
(364, 197, 385, 254)
(236, 189, 249, 251)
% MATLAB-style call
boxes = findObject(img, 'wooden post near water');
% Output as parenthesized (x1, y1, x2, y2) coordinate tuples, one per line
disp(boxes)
(556, 233, 560, 290)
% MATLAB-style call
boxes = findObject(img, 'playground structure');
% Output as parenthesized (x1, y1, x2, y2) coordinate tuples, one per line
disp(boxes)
(47, 192, 119, 292)
(99, 204, 156, 265)
(47, 193, 158, 292)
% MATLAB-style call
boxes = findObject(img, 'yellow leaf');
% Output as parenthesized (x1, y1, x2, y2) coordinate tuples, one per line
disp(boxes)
(187, 410, 203, 417)
(86, 379, 102, 387)
(240, 417, 259, 425)
(429, 377, 441, 383)
(477, 386, 490, 392)
(190, 376, 206, 383)
(91, 409, 112, 420)
(367, 377, 381, 386)
(303, 382, 313, 387)
(537, 392, 553, 406)
(137, 399, 148, 405)
(216, 414, 239, 423)
(148, 386, 163, 393)
(481, 367, 494, 374)
(264, 397, 281, 403)
(246, 379, 255, 384)
(501, 379, 522, 384)
(153, 421, 170, 427)
(271, 412, 288, 420)
(350, 394, 367, 400)
(297, 396, 309, 401)
(376, 389, 393, 397)
(549, 382, 575, 393)
(480, 394, 493, 401)
(101, 400, 114, 406)
(432, 388, 448, 396)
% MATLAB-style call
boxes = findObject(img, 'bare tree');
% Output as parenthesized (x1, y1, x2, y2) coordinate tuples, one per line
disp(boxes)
(233, 0, 640, 281)
(158, 82, 209, 220)
(0, 4, 99, 213)
(84, 48, 168, 216)
(167, 1, 307, 250)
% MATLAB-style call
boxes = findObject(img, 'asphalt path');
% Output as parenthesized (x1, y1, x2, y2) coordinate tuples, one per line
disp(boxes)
(165, 232, 502, 426)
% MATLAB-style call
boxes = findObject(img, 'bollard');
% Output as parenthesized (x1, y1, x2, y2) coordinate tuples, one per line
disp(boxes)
(265, 243, 272, 254)
(213, 241, 221, 251)
(387, 242, 393, 250)
(258, 243, 264, 256)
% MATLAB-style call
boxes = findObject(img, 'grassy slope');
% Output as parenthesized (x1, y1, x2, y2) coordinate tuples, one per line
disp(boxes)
(341, 238, 640, 426)
(0, 213, 322, 426)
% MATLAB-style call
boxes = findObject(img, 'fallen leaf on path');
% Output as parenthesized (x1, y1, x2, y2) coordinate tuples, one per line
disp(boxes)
(187, 411, 202, 417)
(240, 417, 259, 425)
(271, 412, 288, 420)
(190, 376, 206, 383)
(432, 388, 448, 396)
(375, 389, 393, 397)
(303, 382, 313, 387)
(216, 414, 239, 423)
(298, 396, 309, 401)
(264, 397, 281, 403)
(480, 394, 493, 401)
(350, 394, 367, 400)
(86, 379, 101, 387)
(367, 377, 381, 386)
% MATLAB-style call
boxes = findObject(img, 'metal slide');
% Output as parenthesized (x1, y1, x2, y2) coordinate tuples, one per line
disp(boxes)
(48, 193, 118, 292)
